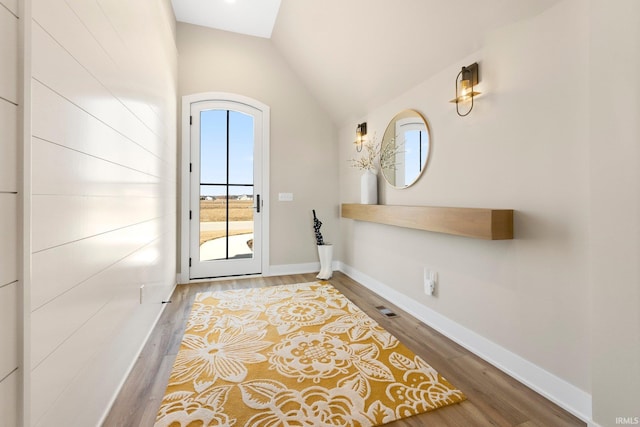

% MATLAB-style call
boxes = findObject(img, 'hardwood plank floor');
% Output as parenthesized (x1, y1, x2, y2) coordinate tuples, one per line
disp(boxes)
(103, 272, 586, 427)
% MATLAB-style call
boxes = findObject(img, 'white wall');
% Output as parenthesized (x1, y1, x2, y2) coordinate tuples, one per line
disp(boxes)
(0, 0, 20, 425)
(340, 0, 592, 418)
(589, 1, 640, 425)
(29, 0, 177, 425)
(177, 23, 339, 273)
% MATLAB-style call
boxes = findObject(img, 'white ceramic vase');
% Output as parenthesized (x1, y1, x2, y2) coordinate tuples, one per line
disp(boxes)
(316, 244, 333, 280)
(361, 169, 378, 204)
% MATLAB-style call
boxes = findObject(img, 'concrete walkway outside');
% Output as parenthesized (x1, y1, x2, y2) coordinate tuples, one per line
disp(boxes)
(200, 232, 254, 261)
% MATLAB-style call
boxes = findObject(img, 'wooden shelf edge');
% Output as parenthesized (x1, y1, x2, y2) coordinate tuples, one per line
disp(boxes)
(341, 203, 514, 240)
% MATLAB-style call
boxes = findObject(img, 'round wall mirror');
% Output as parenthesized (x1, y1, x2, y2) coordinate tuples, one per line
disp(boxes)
(380, 109, 431, 188)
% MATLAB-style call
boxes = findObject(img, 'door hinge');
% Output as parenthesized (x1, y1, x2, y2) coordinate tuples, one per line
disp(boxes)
(190, 115, 192, 125)
(189, 210, 192, 220)
(190, 162, 192, 173)
(189, 257, 192, 267)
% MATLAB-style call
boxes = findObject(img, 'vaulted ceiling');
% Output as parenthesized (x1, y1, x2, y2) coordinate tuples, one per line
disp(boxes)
(172, 0, 563, 125)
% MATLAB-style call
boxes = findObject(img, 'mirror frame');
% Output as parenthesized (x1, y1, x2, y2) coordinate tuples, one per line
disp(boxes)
(380, 109, 431, 189)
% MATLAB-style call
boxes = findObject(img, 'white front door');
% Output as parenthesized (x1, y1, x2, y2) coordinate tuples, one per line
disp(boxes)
(188, 98, 266, 279)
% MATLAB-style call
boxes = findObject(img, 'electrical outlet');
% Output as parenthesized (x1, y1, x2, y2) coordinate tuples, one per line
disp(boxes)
(423, 268, 437, 296)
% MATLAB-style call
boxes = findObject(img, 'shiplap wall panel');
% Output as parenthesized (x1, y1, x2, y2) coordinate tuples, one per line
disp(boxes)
(0, 282, 18, 382)
(0, 0, 18, 16)
(32, 81, 162, 177)
(31, 250, 144, 368)
(0, 194, 17, 287)
(0, 6, 18, 104)
(32, 24, 161, 158)
(0, 0, 18, 424)
(0, 101, 17, 192)
(31, 238, 165, 424)
(0, 370, 18, 427)
(31, 220, 159, 311)
(30, 0, 177, 424)
(89, 0, 178, 122)
(38, 293, 168, 427)
(63, 0, 175, 133)
(32, 137, 160, 198)
(31, 195, 158, 252)
(32, 0, 164, 138)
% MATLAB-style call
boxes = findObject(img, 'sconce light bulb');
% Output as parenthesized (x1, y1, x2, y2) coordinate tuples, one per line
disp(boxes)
(452, 62, 480, 116)
(457, 79, 477, 102)
(355, 122, 367, 146)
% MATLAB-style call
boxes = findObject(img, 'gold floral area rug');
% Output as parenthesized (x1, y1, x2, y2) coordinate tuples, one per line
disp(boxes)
(155, 282, 465, 427)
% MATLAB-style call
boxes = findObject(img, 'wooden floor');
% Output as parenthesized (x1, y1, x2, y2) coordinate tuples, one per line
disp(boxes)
(103, 272, 586, 427)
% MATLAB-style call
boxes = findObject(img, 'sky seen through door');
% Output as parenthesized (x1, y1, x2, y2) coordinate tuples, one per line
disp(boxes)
(200, 109, 254, 196)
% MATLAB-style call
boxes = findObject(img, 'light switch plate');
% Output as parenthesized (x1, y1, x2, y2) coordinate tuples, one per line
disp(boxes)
(278, 192, 294, 201)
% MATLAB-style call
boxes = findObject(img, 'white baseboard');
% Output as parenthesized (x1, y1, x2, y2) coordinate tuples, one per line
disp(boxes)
(99, 280, 178, 426)
(177, 262, 340, 282)
(267, 262, 319, 276)
(267, 261, 339, 277)
(337, 262, 593, 424)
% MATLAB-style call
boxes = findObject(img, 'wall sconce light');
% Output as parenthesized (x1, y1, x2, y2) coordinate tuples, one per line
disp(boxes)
(450, 62, 480, 117)
(355, 122, 367, 152)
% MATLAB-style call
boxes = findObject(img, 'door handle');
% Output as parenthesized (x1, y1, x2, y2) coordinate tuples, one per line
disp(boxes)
(255, 194, 260, 213)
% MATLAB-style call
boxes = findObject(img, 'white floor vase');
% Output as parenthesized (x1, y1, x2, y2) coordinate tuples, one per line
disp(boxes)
(316, 244, 333, 280)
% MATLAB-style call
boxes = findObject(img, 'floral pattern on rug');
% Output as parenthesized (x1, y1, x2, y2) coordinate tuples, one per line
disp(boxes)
(155, 282, 465, 427)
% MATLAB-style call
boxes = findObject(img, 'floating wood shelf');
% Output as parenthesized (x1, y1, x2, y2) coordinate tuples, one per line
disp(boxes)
(341, 204, 514, 240)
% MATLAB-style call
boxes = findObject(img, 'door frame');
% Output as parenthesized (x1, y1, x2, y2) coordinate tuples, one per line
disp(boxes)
(180, 92, 270, 283)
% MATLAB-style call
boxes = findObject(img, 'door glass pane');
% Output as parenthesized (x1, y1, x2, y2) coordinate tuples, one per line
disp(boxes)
(199, 185, 227, 261)
(198, 109, 255, 262)
(227, 185, 254, 260)
(228, 111, 254, 184)
(200, 109, 227, 184)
